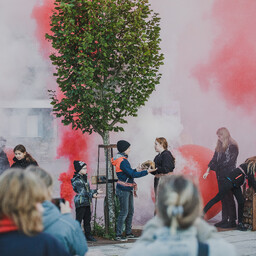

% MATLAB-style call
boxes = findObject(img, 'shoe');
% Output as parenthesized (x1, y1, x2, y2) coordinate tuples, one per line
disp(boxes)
(126, 233, 138, 239)
(115, 236, 128, 242)
(214, 220, 228, 227)
(237, 223, 247, 231)
(221, 221, 237, 229)
(86, 235, 97, 242)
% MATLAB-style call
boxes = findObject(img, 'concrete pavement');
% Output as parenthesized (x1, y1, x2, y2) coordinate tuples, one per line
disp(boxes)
(87, 230, 256, 256)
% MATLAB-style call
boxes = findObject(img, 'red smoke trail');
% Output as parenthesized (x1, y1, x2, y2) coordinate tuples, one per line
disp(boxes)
(32, 0, 91, 203)
(193, 0, 256, 114)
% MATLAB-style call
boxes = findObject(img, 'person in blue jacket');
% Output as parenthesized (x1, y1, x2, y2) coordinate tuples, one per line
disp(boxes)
(0, 169, 71, 256)
(26, 166, 88, 256)
(112, 140, 155, 241)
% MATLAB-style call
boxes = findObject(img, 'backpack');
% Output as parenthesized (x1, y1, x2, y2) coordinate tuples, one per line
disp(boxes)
(198, 241, 209, 256)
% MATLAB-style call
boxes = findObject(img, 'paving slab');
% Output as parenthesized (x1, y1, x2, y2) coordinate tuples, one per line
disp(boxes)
(87, 230, 256, 256)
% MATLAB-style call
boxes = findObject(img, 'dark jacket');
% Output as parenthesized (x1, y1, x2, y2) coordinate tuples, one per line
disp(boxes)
(0, 231, 71, 256)
(227, 163, 256, 191)
(112, 153, 148, 191)
(11, 157, 38, 169)
(208, 144, 238, 179)
(153, 150, 175, 175)
(71, 173, 97, 208)
(42, 200, 88, 256)
(0, 151, 10, 175)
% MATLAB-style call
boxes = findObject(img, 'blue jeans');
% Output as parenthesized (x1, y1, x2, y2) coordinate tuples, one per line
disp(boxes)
(116, 188, 134, 236)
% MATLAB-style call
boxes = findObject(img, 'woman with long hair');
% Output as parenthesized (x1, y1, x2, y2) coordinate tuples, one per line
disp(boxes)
(203, 127, 238, 228)
(152, 137, 175, 196)
(204, 157, 256, 231)
(11, 144, 38, 169)
(0, 169, 71, 256)
(126, 175, 236, 256)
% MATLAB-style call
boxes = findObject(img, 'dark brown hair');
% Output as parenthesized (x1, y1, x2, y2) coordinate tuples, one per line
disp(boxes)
(14, 144, 38, 164)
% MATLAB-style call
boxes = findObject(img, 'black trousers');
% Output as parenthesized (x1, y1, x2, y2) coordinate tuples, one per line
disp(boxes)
(76, 206, 92, 238)
(204, 179, 244, 223)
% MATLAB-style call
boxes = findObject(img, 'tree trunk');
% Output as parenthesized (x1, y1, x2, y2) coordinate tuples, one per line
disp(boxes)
(102, 131, 115, 234)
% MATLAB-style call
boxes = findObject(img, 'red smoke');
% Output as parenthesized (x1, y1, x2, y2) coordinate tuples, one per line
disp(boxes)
(193, 0, 256, 113)
(32, 0, 91, 203)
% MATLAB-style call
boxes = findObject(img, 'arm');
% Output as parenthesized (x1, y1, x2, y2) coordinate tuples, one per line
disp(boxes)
(120, 159, 148, 178)
(70, 221, 88, 256)
(208, 151, 218, 171)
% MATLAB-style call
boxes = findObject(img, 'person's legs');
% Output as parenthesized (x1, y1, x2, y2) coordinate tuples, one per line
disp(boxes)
(125, 191, 134, 236)
(76, 206, 86, 225)
(233, 187, 245, 223)
(83, 206, 92, 238)
(116, 188, 129, 237)
(154, 177, 159, 198)
(224, 190, 236, 225)
(218, 178, 229, 223)
(203, 181, 231, 214)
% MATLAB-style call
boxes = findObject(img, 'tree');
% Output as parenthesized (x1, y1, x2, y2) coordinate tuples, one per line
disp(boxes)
(46, 0, 164, 233)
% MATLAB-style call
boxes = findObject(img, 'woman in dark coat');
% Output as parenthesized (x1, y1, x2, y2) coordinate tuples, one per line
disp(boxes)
(203, 156, 256, 231)
(203, 127, 238, 228)
(152, 137, 175, 196)
(11, 144, 38, 169)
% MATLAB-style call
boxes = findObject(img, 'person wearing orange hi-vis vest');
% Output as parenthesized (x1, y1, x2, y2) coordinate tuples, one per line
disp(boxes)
(112, 140, 156, 241)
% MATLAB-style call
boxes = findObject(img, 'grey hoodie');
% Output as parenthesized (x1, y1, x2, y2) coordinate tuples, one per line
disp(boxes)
(42, 200, 87, 256)
(126, 216, 237, 256)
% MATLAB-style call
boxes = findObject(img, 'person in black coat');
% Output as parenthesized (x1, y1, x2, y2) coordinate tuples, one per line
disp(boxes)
(152, 137, 175, 196)
(0, 137, 10, 175)
(203, 156, 256, 231)
(203, 127, 238, 228)
(11, 144, 38, 169)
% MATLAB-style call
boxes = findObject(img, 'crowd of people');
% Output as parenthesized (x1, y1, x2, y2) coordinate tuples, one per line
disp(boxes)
(0, 129, 254, 255)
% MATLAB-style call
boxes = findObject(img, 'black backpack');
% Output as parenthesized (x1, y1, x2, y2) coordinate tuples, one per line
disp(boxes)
(198, 241, 209, 256)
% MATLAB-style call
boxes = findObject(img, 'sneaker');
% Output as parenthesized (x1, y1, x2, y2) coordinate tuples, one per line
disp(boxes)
(214, 220, 228, 227)
(115, 236, 128, 242)
(86, 235, 97, 242)
(237, 223, 247, 231)
(126, 233, 138, 239)
(221, 221, 237, 229)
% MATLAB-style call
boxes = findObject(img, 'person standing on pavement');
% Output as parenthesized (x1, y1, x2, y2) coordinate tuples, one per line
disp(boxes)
(112, 140, 156, 241)
(71, 160, 103, 242)
(152, 137, 175, 197)
(203, 127, 238, 228)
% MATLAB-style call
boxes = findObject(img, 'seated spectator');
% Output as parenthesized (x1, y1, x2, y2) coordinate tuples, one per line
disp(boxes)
(26, 165, 88, 256)
(126, 175, 237, 256)
(0, 168, 71, 256)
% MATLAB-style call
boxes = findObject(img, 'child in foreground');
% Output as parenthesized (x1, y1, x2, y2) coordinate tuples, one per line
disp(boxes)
(126, 175, 237, 256)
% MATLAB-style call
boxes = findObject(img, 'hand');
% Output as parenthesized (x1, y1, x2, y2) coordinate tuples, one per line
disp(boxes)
(136, 164, 142, 172)
(60, 200, 71, 214)
(97, 189, 103, 194)
(148, 167, 157, 173)
(203, 172, 209, 179)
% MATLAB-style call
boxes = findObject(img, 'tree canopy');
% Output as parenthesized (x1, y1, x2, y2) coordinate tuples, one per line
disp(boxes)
(47, 0, 164, 139)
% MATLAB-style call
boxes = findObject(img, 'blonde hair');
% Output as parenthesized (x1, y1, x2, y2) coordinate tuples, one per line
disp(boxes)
(26, 166, 53, 188)
(245, 156, 256, 176)
(157, 175, 201, 234)
(0, 169, 47, 236)
(215, 127, 238, 152)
